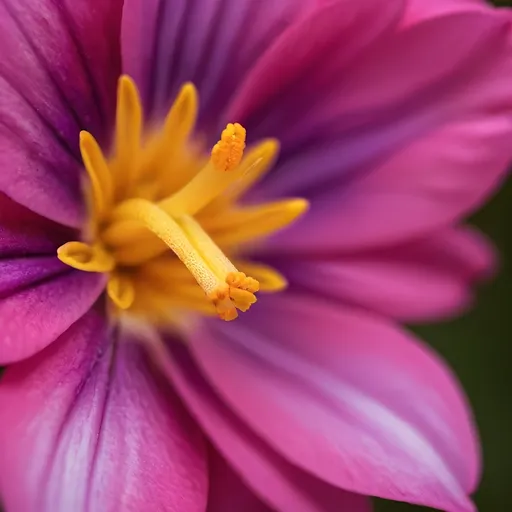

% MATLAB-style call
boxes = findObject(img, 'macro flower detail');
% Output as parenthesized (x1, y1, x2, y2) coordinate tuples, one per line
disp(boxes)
(57, 75, 305, 322)
(0, 0, 511, 511)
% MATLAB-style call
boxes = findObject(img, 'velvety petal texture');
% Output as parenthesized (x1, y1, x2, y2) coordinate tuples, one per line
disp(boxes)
(0, 270, 105, 365)
(235, 2, 512, 252)
(121, 0, 319, 130)
(279, 226, 495, 322)
(162, 339, 371, 512)
(0, 0, 122, 226)
(0, 194, 103, 365)
(0, 310, 208, 512)
(188, 294, 479, 511)
(207, 448, 274, 512)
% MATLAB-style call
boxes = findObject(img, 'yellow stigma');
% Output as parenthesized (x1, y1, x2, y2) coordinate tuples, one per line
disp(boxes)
(57, 75, 308, 324)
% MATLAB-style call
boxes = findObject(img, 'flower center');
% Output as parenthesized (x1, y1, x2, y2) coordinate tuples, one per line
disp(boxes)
(57, 76, 308, 323)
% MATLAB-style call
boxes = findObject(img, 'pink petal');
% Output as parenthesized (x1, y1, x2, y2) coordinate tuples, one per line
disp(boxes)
(188, 295, 480, 511)
(121, 0, 319, 127)
(281, 226, 495, 322)
(273, 109, 512, 252)
(0, 310, 208, 512)
(229, 0, 404, 150)
(238, 4, 512, 251)
(161, 339, 371, 512)
(0, 0, 122, 226)
(0, 270, 105, 364)
(402, 0, 493, 28)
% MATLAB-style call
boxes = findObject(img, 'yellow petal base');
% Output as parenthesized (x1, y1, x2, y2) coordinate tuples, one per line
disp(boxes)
(57, 75, 308, 324)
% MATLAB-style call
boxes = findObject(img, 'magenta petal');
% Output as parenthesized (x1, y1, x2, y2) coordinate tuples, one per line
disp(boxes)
(255, 4, 512, 198)
(162, 340, 371, 512)
(207, 448, 274, 512)
(273, 109, 512, 252)
(0, 0, 122, 225)
(228, 0, 404, 144)
(251, 7, 512, 251)
(0, 270, 105, 364)
(121, 0, 318, 129)
(189, 296, 480, 511)
(0, 311, 208, 512)
(402, 0, 494, 27)
(282, 226, 495, 322)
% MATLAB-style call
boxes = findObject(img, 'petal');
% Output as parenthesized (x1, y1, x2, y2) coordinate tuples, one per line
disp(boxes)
(279, 226, 495, 322)
(243, 6, 512, 251)
(0, 269, 105, 364)
(161, 339, 371, 512)
(402, 0, 493, 27)
(229, 0, 404, 143)
(0, 256, 68, 296)
(188, 295, 480, 511)
(121, 0, 318, 130)
(0, 310, 208, 512)
(0, 0, 122, 226)
(0, 193, 75, 258)
(207, 447, 273, 512)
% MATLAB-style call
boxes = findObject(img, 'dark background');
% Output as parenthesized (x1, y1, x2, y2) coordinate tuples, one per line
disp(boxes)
(377, 4, 512, 510)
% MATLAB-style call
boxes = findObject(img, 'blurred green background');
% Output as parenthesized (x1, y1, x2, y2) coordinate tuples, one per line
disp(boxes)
(375, 174, 512, 512)
(376, 5, 512, 509)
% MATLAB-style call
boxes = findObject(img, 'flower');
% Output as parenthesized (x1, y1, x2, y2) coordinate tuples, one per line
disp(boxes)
(0, 0, 511, 511)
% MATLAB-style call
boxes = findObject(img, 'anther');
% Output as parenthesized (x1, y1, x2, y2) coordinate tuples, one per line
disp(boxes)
(211, 123, 246, 172)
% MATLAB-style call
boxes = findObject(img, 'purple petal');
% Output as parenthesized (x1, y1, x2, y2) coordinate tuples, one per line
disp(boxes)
(0, 270, 105, 364)
(235, 5, 512, 251)
(228, 0, 404, 148)
(0, 310, 208, 512)
(0, 256, 68, 296)
(121, 0, 318, 131)
(278, 226, 495, 322)
(0, 0, 122, 226)
(161, 339, 371, 512)
(0, 193, 75, 258)
(188, 295, 480, 511)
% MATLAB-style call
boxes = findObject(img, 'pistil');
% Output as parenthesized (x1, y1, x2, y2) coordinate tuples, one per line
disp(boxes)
(57, 75, 307, 323)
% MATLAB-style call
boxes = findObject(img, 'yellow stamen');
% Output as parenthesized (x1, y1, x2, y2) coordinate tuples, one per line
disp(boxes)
(211, 123, 246, 172)
(139, 84, 201, 197)
(101, 153, 271, 266)
(159, 123, 247, 217)
(57, 76, 307, 324)
(107, 272, 135, 310)
(235, 261, 288, 292)
(163, 82, 198, 144)
(133, 262, 217, 317)
(80, 131, 113, 218)
(113, 75, 143, 194)
(218, 139, 279, 204)
(108, 198, 259, 319)
(205, 198, 309, 247)
(109, 199, 222, 295)
(176, 215, 238, 279)
(197, 138, 280, 217)
(57, 241, 115, 272)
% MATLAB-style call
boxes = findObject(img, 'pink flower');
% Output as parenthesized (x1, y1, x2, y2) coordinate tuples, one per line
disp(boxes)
(0, 0, 511, 511)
